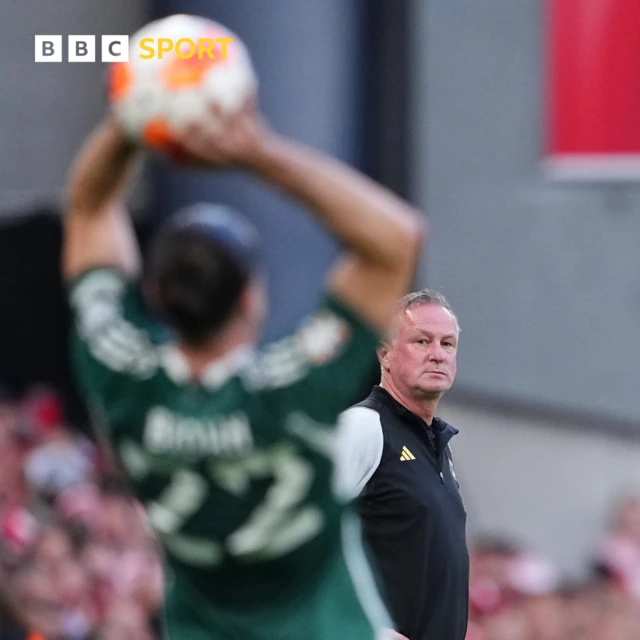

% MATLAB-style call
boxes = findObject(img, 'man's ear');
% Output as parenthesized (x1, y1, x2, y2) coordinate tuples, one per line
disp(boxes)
(236, 284, 253, 315)
(377, 342, 391, 371)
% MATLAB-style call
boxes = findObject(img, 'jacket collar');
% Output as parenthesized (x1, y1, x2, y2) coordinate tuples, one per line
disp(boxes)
(370, 385, 459, 452)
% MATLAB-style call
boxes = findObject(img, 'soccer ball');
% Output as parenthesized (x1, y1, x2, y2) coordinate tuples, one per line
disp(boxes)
(109, 14, 257, 160)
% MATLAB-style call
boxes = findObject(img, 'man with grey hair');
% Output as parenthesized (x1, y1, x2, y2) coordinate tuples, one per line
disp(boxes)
(337, 290, 469, 640)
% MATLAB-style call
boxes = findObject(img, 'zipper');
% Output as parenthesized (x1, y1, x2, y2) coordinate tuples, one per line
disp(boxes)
(420, 419, 445, 485)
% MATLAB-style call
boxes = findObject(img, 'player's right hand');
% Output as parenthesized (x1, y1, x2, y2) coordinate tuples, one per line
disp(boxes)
(172, 95, 272, 169)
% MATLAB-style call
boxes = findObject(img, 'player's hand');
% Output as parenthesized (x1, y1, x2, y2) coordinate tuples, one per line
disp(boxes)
(384, 630, 409, 640)
(173, 95, 271, 169)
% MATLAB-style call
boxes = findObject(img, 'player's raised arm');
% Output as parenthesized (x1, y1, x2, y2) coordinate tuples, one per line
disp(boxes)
(175, 101, 425, 334)
(63, 116, 141, 281)
(249, 135, 425, 333)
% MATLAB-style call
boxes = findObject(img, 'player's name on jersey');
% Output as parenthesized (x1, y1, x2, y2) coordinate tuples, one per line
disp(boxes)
(143, 407, 254, 458)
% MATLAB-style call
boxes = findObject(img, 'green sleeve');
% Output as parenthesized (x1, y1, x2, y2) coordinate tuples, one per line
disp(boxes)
(67, 267, 159, 411)
(254, 294, 380, 424)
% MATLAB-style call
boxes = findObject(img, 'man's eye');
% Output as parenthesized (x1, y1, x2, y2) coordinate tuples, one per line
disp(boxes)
(417, 339, 427, 345)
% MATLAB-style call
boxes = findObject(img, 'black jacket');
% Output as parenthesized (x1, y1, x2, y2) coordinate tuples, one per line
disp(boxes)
(356, 386, 469, 640)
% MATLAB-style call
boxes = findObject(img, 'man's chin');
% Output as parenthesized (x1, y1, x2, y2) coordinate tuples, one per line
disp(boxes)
(414, 384, 449, 399)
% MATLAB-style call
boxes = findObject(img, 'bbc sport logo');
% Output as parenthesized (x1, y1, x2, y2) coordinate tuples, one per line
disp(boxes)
(34, 35, 234, 63)
(35, 36, 128, 62)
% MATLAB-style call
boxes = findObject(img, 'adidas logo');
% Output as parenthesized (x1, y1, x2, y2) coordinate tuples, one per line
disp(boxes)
(399, 446, 416, 461)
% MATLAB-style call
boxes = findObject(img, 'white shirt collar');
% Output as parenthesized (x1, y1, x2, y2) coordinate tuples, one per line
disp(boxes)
(160, 344, 255, 389)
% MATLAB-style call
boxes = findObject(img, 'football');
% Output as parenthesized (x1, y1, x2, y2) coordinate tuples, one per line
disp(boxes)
(108, 14, 257, 160)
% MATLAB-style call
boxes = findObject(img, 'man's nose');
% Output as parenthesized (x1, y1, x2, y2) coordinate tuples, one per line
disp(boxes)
(427, 345, 445, 362)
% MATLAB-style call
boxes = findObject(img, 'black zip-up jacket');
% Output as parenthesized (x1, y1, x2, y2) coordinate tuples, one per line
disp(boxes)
(355, 386, 469, 640)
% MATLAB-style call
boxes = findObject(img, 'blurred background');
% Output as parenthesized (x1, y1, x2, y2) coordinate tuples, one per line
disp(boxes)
(2, 0, 640, 638)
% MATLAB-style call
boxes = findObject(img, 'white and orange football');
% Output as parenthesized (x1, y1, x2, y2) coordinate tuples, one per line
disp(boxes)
(109, 14, 257, 161)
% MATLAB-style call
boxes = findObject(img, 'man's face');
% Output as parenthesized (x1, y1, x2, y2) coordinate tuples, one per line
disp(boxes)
(380, 304, 458, 400)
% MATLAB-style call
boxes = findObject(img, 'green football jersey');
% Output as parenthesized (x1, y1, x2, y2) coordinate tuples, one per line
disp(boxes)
(68, 268, 389, 639)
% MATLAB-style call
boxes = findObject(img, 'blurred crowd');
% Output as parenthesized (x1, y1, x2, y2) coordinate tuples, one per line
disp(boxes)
(466, 494, 640, 640)
(3, 385, 640, 640)
(0, 386, 163, 640)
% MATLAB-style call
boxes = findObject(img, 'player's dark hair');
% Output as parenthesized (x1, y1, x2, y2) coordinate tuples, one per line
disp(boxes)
(145, 203, 261, 347)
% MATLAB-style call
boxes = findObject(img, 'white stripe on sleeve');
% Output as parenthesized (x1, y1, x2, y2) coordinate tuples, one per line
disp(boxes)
(334, 406, 384, 501)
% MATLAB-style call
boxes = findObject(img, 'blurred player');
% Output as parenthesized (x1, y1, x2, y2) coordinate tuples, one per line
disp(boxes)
(62, 100, 422, 640)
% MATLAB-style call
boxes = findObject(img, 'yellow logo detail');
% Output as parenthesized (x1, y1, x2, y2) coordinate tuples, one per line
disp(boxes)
(399, 446, 416, 461)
